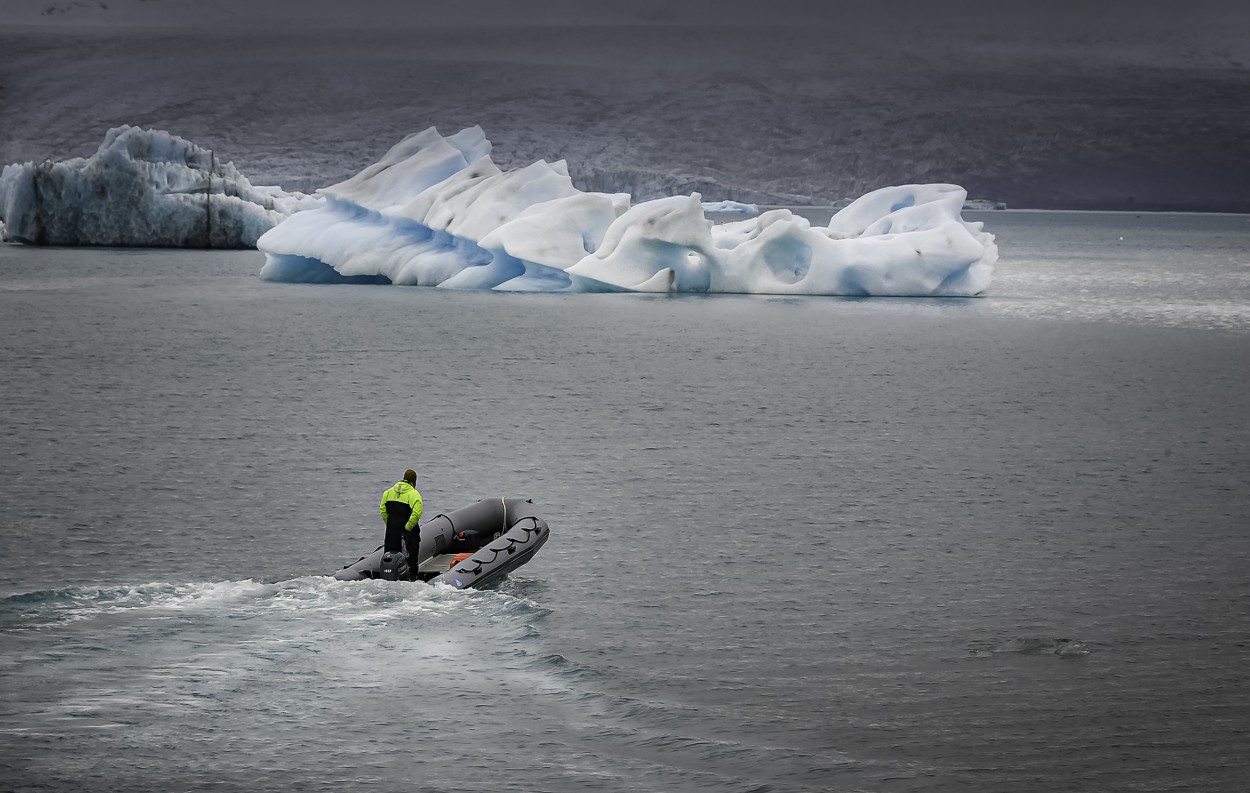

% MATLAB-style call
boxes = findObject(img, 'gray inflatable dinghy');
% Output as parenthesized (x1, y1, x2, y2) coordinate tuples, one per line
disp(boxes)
(334, 497, 550, 589)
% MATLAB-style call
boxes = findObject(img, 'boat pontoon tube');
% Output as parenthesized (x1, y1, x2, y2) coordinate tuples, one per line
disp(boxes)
(334, 497, 550, 589)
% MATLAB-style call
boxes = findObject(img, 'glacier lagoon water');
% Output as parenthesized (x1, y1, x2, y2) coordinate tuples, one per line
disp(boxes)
(1, 211, 1248, 792)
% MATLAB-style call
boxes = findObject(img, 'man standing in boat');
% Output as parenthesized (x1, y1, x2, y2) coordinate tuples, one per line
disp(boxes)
(380, 469, 423, 566)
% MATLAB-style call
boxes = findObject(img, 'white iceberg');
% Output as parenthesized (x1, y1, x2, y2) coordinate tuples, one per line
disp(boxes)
(260, 126, 997, 296)
(702, 200, 760, 214)
(0, 126, 320, 248)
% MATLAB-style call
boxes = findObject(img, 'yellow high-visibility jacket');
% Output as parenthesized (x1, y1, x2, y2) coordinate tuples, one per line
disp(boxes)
(379, 481, 423, 532)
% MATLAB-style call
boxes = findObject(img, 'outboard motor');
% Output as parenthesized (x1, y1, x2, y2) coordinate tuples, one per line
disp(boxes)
(378, 551, 409, 581)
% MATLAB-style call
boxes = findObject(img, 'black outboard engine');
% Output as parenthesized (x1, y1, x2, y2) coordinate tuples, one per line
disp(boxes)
(378, 551, 409, 581)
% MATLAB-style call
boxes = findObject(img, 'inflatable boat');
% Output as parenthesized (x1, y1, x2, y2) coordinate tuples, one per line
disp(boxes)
(334, 497, 550, 589)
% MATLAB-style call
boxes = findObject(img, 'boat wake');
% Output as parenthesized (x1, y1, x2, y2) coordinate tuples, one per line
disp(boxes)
(1, 574, 549, 632)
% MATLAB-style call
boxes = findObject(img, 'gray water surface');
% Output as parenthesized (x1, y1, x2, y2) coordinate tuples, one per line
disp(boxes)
(2, 212, 1248, 792)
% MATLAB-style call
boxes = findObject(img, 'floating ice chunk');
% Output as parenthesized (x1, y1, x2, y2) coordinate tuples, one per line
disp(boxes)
(712, 209, 810, 248)
(702, 199, 759, 214)
(0, 126, 320, 247)
(400, 158, 503, 226)
(253, 126, 997, 296)
(963, 199, 1008, 210)
(425, 160, 581, 240)
(565, 195, 720, 292)
(828, 184, 962, 237)
(326, 126, 491, 214)
(712, 211, 822, 292)
(478, 192, 629, 269)
(1, 124, 997, 296)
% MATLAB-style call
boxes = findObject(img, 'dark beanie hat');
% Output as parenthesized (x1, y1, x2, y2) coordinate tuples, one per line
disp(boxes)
(403, 469, 417, 485)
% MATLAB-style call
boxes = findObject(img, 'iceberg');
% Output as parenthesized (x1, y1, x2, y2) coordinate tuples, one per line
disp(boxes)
(701, 200, 760, 215)
(259, 127, 997, 296)
(0, 126, 320, 248)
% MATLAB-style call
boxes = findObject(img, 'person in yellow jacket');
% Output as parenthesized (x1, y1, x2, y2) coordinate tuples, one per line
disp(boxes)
(380, 469, 423, 562)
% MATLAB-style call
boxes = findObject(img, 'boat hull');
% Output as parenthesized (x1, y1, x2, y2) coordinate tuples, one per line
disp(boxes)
(334, 497, 550, 589)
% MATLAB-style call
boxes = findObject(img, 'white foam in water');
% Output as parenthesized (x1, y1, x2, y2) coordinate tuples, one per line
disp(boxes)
(258, 126, 997, 296)
(7, 577, 474, 628)
(7, 578, 547, 649)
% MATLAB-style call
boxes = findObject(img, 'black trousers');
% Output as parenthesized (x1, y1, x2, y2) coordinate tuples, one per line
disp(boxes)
(384, 501, 416, 555)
